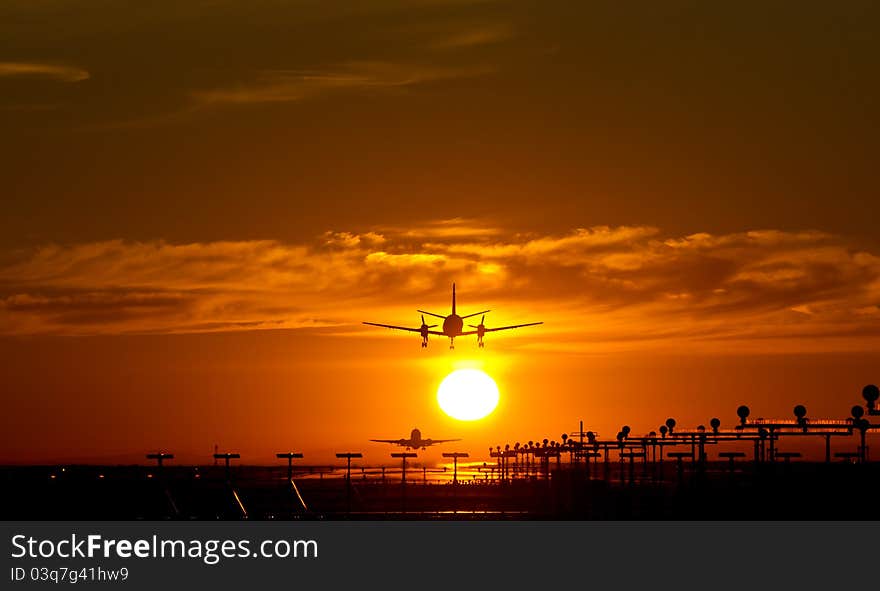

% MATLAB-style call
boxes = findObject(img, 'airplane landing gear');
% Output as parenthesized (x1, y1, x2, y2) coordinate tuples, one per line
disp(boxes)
(449, 338, 455, 350)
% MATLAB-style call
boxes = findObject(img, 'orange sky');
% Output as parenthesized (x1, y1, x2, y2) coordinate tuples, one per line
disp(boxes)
(1, 1, 879, 464)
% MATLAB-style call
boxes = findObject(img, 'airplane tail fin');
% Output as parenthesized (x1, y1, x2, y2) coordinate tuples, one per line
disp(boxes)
(452, 282, 456, 315)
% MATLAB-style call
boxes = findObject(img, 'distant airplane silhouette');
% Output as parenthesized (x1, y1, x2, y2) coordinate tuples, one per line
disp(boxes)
(363, 283, 542, 349)
(370, 428, 460, 450)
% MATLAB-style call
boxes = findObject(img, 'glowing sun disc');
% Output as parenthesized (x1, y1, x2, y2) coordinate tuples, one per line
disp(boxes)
(437, 369, 499, 421)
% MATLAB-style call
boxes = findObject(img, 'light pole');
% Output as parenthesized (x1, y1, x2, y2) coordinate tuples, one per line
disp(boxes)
(146, 452, 178, 518)
(213, 452, 240, 483)
(335, 452, 362, 515)
(276, 452, 304, 481)
(146, 452, 174, 470)
(443, 452, 469, 515)
(391, 452, 417, 512)
(277, 452, 307, 513)
(212, 452, 246, 519)
(442, 452, 469, 485)
(851, 406, 869, 463)
(391, 452, 417, 485)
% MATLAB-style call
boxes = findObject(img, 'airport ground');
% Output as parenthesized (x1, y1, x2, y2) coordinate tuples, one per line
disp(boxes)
(3, 460, 878, 520)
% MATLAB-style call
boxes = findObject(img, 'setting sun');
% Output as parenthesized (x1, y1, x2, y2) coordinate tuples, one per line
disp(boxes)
(437, 368, 499, 421)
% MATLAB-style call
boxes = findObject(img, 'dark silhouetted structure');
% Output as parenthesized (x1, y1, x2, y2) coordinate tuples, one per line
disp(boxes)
(276, 452, 304, 480)
(363, 283, 542, 349)
(442, 452, 469, 485)
(371, 428, 460, 450)
(213, 452, 246, 518)
(335, 452, 362, 514)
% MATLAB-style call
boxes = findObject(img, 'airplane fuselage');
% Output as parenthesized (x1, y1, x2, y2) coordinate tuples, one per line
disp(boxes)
(370, 428, 458, 449)
(404, 429, 430, 449)
(442, 314, 464, 336)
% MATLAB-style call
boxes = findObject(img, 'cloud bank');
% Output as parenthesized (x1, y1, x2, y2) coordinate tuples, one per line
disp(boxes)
(0, 62, 89, 82)
(1, 222, 878, 352)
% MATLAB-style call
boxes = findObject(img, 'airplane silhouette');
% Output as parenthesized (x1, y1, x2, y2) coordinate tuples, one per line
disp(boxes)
(370, 428, 460, 450)
(363, 283, 542, 349)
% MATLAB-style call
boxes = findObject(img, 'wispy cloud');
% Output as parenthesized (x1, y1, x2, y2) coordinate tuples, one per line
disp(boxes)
(382, 218, 503, 240)
(0, 62, 89, 82)
(192, 61, 494, 105)
(1, 222, 878, 352)
(430, 23, 515, 49)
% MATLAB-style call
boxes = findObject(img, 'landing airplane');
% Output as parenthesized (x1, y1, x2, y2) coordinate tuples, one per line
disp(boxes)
(363, 283, 542, 349)
(370, 428, 460, 450)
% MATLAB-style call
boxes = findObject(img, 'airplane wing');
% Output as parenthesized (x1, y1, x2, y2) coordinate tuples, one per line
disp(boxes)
(460, 322, 543, 335)
(428, 439, 462, 445)
(370, 439, 404, 445)
(363, 322, 422, 333)
(460, 309, 490, 319)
